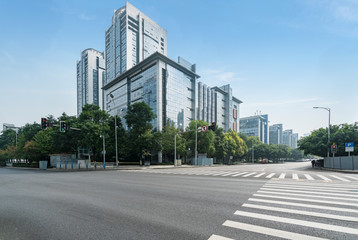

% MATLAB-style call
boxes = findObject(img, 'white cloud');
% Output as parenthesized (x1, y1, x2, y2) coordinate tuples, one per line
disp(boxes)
(245, 98, 319, 108)
(78, 13, 96, 21)
(201, 68, 243, 85)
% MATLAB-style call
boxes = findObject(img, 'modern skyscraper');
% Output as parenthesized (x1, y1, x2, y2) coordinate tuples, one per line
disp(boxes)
(105, 2, 167, 84)
(269, 124, 283, 145)
(77, 48, 105, 116)
(291, 133, 299, 148)
(282, 129, 293, 147)
(239, 114, 269, 143)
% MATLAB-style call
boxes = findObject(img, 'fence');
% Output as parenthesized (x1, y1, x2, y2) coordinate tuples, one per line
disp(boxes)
(324, 156, 358, 170)
(56, 161, 118, 170)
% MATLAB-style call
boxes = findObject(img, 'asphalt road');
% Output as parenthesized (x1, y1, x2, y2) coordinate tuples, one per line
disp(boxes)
(1, 163, 357, 240)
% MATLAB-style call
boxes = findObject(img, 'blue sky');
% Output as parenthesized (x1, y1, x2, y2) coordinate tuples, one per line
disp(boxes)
(1, 0, 358, 136)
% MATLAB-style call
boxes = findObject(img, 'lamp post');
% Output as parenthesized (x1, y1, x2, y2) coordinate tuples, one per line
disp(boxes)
(313, 107, 331, 157)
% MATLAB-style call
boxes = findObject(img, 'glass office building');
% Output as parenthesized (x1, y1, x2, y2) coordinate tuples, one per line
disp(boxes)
(105, 2, 167, 84)
(103, 52, 197, 131)
(269, 124, 283, 145)
(239, 115, 269, 143)
(77, 48, 105, 116)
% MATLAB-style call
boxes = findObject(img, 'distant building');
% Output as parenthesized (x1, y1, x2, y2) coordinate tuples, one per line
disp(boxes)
(282, 129, 293, 147)
(105, 2, 167, 84)
(77, 48, 105, 116)
(282, 130, 299, 148)
(291, 133, 299, 148)
(269, 124, 283, 145)
(197, 82, 242, 132)
(239, 115, 269, 143)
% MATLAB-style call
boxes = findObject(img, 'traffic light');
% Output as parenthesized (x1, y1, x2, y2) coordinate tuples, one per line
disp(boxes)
(331, 144, 337, 154)
(60, 121, 67, 132)
(41, 118, 47, 130)
(208, 122, 216, 131)
(66, 123, 71, 131)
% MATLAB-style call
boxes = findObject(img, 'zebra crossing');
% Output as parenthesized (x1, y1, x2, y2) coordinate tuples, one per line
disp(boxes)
(124, 168, 358, 182)
(209, 180, 358, 240)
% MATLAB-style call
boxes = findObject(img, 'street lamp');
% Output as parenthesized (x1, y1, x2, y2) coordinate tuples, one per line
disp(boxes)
(313, 106, 331, 157)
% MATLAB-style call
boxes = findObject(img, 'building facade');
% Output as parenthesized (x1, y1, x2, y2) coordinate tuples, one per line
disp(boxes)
(291, 133, 299, 148)
(103, 52, 198, 131)
(269, 123, 283, 145)
(197, 83, 241, 132)
(105, 2, 167, 84)
(77, 48, 105, 116)
(239, 115, 269, 143)
(282, 129, 293, 147)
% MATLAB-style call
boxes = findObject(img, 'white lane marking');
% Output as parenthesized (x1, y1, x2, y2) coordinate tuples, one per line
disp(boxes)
(329, 175, 351, 182)
(242, 172, 256, 177)
(344, 175, 358, 180)
(212, 171, 233, 176)
(243, 203, 358, 222)
(292, 174, 299, 180)
(253, 194, 358, 207)
(254, 173, 266, 178)
(223, 220, 327, 240)
(264, 184, 358, 193)
(221, 172, 241, 176)
(231, 172, 248, 177)
(304, 174, 315, 180)
(257, 190, 358, 202)
(249, 198, 358, 213)
(316, 175, 332, 181)
(260, 187, 358, 198)
(234, 210, 358, 235)
(265, 173, 276, 178)
(202, 171, 223, 175)
(278, 173, 286, 179)
(208, 234, 235, 240)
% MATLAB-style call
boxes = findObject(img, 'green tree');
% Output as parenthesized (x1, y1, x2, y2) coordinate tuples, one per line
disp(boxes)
(78, 104, 110, 162)
(0, 129, 17, 150)
(184, 120, 215, 156)
(124, 102, 156, 164)
(213, 127, 228, 163)
(160, 122, 186, 162)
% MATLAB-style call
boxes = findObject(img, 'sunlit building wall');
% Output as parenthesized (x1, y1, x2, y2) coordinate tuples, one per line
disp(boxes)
(105, 2, 167, 84)
(77, 48, 105, 116)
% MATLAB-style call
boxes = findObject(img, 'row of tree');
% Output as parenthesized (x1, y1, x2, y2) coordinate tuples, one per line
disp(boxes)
(298, 123, 358, 157)
(1, 103, 304, 165)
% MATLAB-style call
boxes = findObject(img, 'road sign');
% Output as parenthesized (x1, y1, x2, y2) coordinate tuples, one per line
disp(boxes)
(345, 142, 354, 152)
(201, 125, 207, 132)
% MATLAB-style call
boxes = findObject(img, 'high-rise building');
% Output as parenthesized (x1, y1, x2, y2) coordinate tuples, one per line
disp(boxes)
(105, 2, 167, 84)
(269, 124, 283, 145)
(239, 115, 269, 143)
(77, 48, 105, 116)
(197, 82, 242, 132)
(291, 133, 299, 148)
(282, 129, 293, 147)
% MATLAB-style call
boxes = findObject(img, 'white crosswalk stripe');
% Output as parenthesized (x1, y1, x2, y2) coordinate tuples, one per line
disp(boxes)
(209, 180, 358, 240)
(124, 169, 357, 182)
(330, 175, 351, 182)
(304, 174, 315, 180)
(265, 173, 276, 178)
